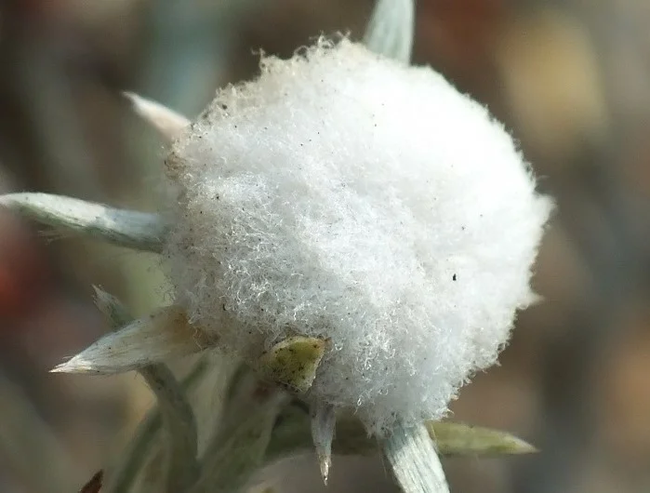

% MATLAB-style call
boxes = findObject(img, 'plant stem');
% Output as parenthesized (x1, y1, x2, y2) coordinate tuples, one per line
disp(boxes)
(139, 364, 199, 492)
(104, 358, 208, 493)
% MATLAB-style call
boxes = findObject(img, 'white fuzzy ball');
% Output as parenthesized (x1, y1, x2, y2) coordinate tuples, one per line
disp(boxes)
(164, 39, 551, 434)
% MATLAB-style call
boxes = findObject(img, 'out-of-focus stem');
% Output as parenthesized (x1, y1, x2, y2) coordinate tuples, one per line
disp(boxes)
(93, 288, 200, 493)
(139, 364, 199, 492)
(104, 357, 208, 493)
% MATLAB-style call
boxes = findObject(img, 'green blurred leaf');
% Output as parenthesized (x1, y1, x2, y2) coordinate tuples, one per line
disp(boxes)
(428, 422, 538, 457)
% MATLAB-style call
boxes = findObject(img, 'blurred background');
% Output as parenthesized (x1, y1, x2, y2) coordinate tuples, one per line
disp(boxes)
(0, 0, 649, 492)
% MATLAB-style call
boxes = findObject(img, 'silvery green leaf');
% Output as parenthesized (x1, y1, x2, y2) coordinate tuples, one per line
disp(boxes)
(383, 421, 450, 493)
(52, 305, 214, 374)
(0, 193, 167, 253)
(363, 0, 415, 63)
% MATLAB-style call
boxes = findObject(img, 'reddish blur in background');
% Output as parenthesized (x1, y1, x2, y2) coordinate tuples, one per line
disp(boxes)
(1, 1, 650, 492)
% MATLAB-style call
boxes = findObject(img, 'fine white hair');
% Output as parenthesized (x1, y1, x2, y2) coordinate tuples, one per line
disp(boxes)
(164, 39, 552, 434)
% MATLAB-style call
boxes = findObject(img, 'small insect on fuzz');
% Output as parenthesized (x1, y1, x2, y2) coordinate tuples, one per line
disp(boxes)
(164, 38, 552, 435)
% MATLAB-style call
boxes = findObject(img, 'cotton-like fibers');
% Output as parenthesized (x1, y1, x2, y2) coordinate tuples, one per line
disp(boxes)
(164, 39, 552, 434)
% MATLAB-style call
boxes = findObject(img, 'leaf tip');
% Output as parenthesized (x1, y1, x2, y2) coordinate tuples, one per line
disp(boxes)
(123, 91, 190, 140)
(311, 400, 336, 485)
(50, 356, 95, 374)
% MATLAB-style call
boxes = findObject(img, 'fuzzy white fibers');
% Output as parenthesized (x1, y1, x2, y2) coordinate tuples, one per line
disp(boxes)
(164, 39, 552, 434)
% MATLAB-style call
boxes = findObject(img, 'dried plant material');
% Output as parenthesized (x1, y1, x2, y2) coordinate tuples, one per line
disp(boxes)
(0, 192, 166, 252)
(257, 337, 327, 393)
(78, 470, 103, 493)
(166, 38, 552, 434)
(364, 0, 415, 63)
(124, 92, 190, 141)
(52, 305, 215, 374)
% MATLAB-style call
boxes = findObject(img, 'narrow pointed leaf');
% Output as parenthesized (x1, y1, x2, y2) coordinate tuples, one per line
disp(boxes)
(363, 0, 415, 63)
(123, 92, 190, 141)
(93, 286, 131, 328)
(52, 305, 216, 374)
(0, 193, 167, 252)
(310, 399, 336, 484)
